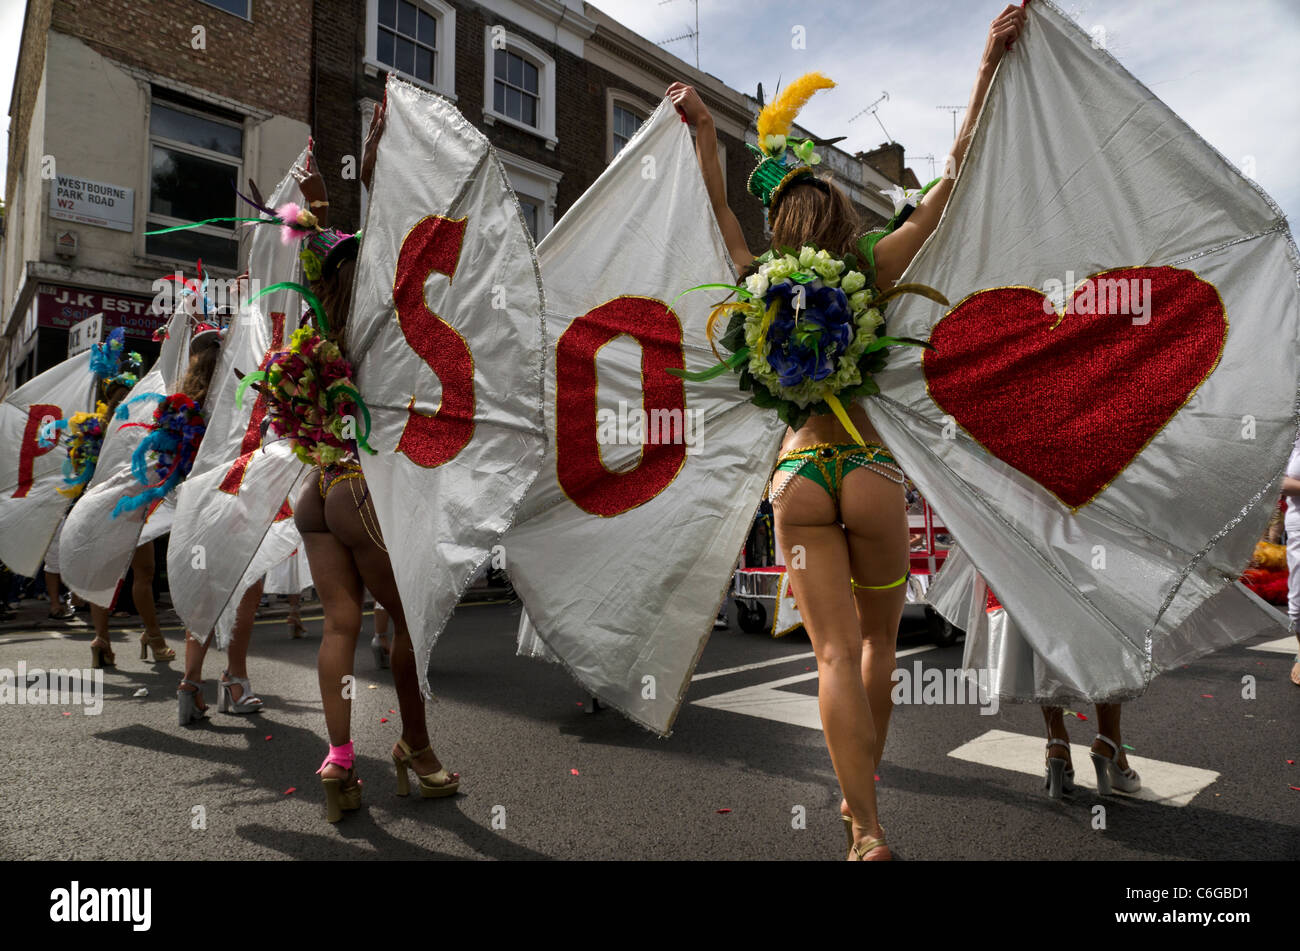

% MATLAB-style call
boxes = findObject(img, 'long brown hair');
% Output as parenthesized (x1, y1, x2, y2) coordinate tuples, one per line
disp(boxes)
(180, 344, 221, 409)
(768, 179, 861, 259)
(311, 257, 356, 357)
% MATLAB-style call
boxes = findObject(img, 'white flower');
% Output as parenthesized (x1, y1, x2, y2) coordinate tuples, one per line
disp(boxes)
(879, 184, 923, 218)
(849, 290, 870, 312)
(842, 270, 866, 294)
(798, 246, 816, 268)
(745, 272, 769, 299)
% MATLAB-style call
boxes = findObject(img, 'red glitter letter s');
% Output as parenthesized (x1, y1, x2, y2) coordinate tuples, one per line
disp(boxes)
(394, 215, 473, 468)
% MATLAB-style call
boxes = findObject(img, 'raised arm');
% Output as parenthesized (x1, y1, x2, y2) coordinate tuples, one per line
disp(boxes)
(873, 3, 1026, 289)
(666, 82, 753, 271)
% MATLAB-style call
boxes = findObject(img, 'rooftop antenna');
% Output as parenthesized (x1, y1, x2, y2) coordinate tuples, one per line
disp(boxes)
(908, 153, 938, 179)
(657, 0, 699, 70)
(848, 91, 891, 143)
(937, 105, 965, 139)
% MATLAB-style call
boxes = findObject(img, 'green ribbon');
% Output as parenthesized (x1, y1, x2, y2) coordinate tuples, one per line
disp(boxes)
(666, 347, 751, 382)
(333, 384, 377, 454)
(671, 282, 752, 309)
(144, 217, 271, 235)
(861, 335, 935, 355)
(250, 281, 329, 336)
(234, 370, 270, 410)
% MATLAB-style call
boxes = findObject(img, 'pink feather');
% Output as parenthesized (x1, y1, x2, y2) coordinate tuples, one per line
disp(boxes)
(275, 202, 315, 243)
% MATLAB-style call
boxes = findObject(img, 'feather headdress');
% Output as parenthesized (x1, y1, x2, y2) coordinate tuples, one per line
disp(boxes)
(756, 72, 836, 156)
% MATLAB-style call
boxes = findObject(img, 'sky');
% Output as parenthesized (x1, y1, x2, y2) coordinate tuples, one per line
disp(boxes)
(1, 0, 1297, 222)
(588, 0, 1300, 224)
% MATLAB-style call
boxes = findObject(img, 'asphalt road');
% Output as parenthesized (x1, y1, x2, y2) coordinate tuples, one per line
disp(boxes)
(0, 599, 1296, 861)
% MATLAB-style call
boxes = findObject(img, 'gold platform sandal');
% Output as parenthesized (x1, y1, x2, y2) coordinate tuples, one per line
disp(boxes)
(90, 638, 116, 669)
(848, 834, 892, 861)
(393, 738, 459, 798)
(140, 631, 176, 662)
(318, 742, 362, 823)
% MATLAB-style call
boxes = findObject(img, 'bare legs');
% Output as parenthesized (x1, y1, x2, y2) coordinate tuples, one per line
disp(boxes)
(286, 591, 305, 638)
(773, 465, 908, 859)
(374, 604, 391, 656)
(131, 544, 161, 640)
(180, 579, 264, 707)
(1041, 703, 1130, 770)
(296, 473, 445, 786)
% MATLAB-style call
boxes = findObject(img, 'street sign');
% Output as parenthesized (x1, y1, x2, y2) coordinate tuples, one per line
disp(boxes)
(67, 312, 104, 358)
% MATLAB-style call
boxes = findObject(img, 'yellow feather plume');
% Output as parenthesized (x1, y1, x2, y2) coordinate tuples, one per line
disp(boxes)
(756, 72, 836, 153)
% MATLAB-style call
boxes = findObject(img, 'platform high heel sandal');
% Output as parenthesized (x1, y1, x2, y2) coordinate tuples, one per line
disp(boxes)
(1090, 734, 1141, 795)
(140, 631, 176, 662)
(1044, 737, 1075, 799)
(318, 741, 362, 823)
(392, 738, 459, 798)
(90, 639, 116, 669)
(848, 834, 891, 861)
(217, 671, 264, 714)
(177, 680, 207, 726)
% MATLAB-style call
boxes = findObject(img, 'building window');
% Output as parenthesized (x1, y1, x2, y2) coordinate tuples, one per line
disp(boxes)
(200, 0, 251, 17)
(494, 50, 539, 128)
(496, 149, 562, 242)
(606, 90, 654, 162)
(611, 105, 643, 156)
(366, 0, 455, 99)
(517, 198, 540, 240)
(145, 97, 243, 271)
(482, 28, 557, 149)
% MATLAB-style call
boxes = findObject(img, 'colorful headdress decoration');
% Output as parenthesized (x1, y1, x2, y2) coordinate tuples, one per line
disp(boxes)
(110, 394, 208, 517)
(299, 228, 360, 282)
(747, 73, 837, 211)
(190, 320, 223, 353)
(234, 282, 376, 468)
(88, 327, 143, 392)
(39, 403, 110, 498)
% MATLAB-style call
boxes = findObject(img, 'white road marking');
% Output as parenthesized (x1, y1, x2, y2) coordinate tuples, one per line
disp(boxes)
(692, 651, 816, 681)
(947, 729, 1219, 807)
(1247, 636, 1297, 655)
(692, 645, 935, 729)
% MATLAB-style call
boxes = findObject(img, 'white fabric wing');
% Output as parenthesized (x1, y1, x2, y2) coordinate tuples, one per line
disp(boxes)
(168, 154, 308, 640)
(861, 0, 1300, 700)
(0, 351, 92, 576)
(349, 77, 547, 692)
(58, 314, 191, 605)
(503, 102, 786, 735)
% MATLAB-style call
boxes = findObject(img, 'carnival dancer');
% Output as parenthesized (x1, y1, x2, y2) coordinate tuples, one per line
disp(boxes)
(246, 116, 457, 822)
(667, 3, 1026, 860)
(40, 327, 142, 668)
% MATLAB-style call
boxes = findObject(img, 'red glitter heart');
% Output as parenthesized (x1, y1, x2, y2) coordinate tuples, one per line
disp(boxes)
(922, 267, 1226, 509)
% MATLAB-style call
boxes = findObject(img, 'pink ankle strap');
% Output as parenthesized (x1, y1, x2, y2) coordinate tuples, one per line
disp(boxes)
(317, 741, 355, 774)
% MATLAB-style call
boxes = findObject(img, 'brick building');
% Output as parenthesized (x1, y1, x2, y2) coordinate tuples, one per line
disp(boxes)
(2, 0, 921, 395)
(309, 0, 915, 250)
(1, 0, 313, 394)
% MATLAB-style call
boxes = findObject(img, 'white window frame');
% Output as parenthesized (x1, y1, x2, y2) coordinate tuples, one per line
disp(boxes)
(496, 149, 562, 241)
(364, 0, 456, 101)
(142, 95, 245, 272)
(482, 27, 557, 150)
(605, 89, 655, 164)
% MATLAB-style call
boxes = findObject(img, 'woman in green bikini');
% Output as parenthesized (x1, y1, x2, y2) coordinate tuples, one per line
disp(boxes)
(667, 2, 1026, 861)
